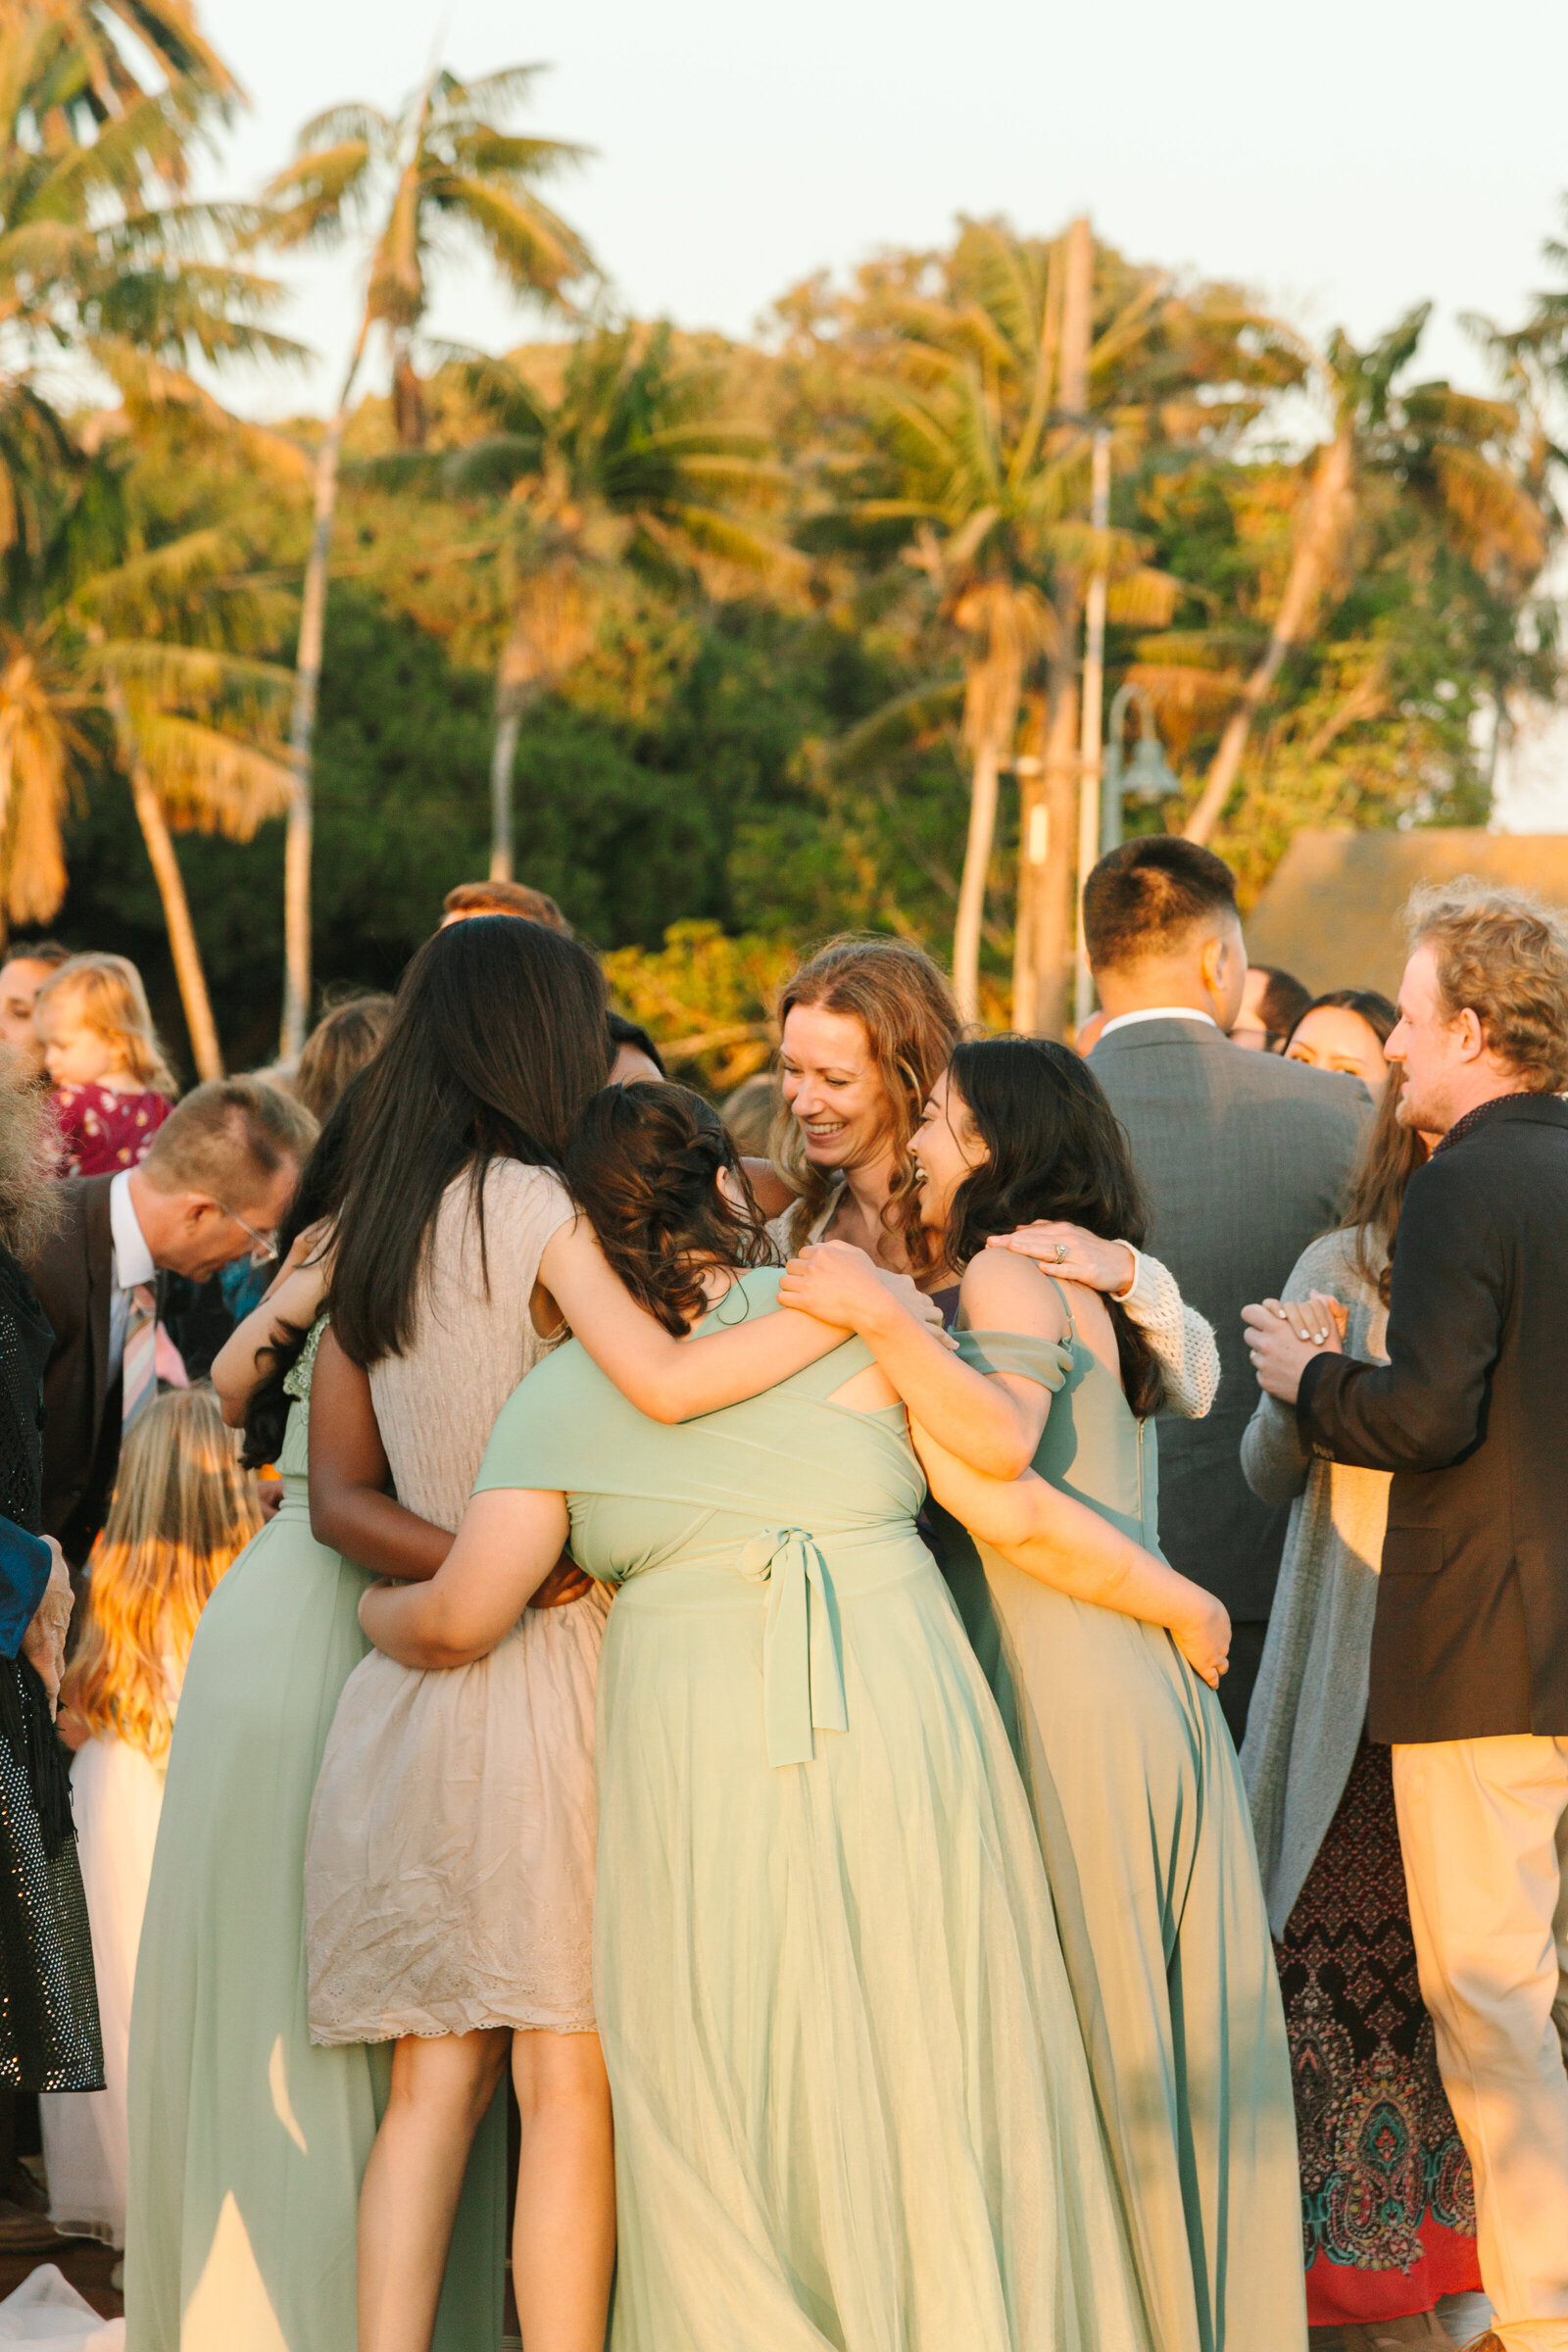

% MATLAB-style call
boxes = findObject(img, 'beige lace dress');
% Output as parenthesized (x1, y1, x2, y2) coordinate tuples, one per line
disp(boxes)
(304, 1161, 606, 2043)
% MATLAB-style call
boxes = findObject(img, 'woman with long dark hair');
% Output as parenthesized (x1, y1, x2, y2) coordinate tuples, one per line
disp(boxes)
(779, 1036, 1305, 2352)
(352, 1080, 1165, 2352)
(1239, 1069, 1482, 2337)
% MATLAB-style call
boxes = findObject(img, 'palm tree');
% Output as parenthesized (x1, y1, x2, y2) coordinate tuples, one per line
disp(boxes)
(264, 64, 594, 1054)
(0, 495, 295, 1079)
(1182, 309, 1550, 845)
(13, 0, 236, 132)
(427, 324, 795, 878)
(828, 220, 1272, 1020)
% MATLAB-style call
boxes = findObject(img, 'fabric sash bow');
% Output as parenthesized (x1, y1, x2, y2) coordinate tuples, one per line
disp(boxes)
(737, 1526, 848, 1768)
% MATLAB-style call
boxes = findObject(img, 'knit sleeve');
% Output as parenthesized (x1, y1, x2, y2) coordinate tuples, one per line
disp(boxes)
(1117, 1247, 1219, 1419)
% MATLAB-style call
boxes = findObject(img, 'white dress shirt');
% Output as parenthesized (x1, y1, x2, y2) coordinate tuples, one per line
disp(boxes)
(1097, 1006, 1219, 1041)
(108, 1169, 156, 1386)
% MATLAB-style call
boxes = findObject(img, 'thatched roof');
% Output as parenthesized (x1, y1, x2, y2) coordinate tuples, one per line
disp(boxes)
(1244, 829, 1568, 1001)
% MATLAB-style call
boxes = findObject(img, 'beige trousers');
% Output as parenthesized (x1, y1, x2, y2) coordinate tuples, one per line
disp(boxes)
(1392, 1737, 1568, 2352)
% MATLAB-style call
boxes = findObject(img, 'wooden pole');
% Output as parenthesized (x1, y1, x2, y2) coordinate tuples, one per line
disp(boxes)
(1074, 429, 1110, 1028)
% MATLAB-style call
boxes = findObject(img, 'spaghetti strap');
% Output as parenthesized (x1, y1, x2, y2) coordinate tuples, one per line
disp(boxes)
(1045, 1272, 1077, 1339)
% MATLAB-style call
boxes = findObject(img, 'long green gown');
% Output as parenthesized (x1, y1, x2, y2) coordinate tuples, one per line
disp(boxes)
(124, 1324, 504, 2352)
(930, 1299, 1305, 2352)
(475, 1268, 1154, 2352)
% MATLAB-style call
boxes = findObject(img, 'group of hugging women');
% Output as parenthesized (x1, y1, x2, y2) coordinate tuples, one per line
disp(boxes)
(125, 912, 1306, 2352)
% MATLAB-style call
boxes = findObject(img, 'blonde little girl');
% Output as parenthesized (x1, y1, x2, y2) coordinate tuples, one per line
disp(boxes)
(40, 1385, 262, 2250)
(35, 952, 177, 1176)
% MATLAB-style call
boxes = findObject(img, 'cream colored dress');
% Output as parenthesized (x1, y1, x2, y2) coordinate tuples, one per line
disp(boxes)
(305, 1161, 606, 2043)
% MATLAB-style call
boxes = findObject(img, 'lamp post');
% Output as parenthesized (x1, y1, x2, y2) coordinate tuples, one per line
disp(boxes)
(1070, 682, 1181, 1026)
(1101, 682, 1181, 854)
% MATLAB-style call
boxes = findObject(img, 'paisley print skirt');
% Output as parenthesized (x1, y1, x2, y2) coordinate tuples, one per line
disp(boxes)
(1276, 1737, 1482, 2328)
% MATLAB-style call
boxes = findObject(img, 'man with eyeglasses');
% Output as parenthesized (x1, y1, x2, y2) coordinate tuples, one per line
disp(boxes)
(28, 1075, 316, 1569)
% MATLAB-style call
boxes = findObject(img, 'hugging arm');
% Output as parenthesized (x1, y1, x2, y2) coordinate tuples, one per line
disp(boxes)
(211, 1224, 333, 1426)
(911, 1421, 1231, 1688)
(308, 1330, 452, 1583)
(985, 1223, 1218, 1418)
(359, 1489, 571, 1670)
(777, 1243, 1052, 1478)
(538, 1216, 937, 1422)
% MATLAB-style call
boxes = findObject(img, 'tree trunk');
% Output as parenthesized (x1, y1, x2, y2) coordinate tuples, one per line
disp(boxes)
(281, 318, 373, 1061)
(1018, 213, 1093, 1037)
(952, 731, 1002, 1025)
(127, 759, 222, 1083)
(1074, 430, 1111, 1029)
(1184, 424, 1355, 846)
(489, 704, 520, 882)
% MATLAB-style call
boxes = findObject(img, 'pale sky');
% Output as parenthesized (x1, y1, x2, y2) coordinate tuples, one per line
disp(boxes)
(192, 0, 1568, 827)
(196, 0, 1568, 422)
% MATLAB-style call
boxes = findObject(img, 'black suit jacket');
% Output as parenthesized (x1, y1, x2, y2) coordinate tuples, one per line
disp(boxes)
(29, 1175, 118, 1564)
(1298, 1094, 1568, 1743)
(25, 1176, 234, 1566)
(1089, 1018, 1369, 1621)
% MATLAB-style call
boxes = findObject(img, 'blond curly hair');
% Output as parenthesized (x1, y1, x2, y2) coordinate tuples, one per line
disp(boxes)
(1406, 879, 1568, 1094)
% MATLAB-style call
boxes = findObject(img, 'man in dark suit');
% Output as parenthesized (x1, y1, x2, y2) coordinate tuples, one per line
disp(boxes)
(1082, 837, 1368, 1740)
(30, 1076, 312, 1566)
(1246, 884, 1568, 2352)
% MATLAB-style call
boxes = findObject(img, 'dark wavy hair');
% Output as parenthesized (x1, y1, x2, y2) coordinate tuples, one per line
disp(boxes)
(239, 1084, 363, 1471)
(330, 916, 610, 1366)
(943, 1036, 1165, 1416)
(564, 1082, 778, 1336)
(1288, 987, 1399, 1050)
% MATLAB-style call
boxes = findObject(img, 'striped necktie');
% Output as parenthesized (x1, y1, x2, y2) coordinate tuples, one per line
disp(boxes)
(122, 1282, 158, 1431)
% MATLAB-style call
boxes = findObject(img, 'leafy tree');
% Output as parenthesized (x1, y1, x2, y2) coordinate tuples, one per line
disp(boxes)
(263, 63, 594, 1052)
(1181, 308, 1552, 843)
(402, 323, 795, 878)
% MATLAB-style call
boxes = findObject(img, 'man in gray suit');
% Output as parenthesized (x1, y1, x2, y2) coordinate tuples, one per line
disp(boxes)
(1084, 837, 1368, 1740)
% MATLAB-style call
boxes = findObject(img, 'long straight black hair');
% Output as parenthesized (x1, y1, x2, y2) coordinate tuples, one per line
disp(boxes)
(944, 1035, 1165, 1416)
(330, 916, 610, 1366)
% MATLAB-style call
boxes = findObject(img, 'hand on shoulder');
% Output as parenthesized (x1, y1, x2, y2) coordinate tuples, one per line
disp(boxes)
(958, 1244, 1072, 1344)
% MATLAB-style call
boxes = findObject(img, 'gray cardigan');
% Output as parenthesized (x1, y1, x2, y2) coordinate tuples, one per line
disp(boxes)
(1238, 1227, 1391, 1935)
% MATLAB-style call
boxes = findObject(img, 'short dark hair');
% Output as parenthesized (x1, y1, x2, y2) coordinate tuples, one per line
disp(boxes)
(4, 940, 69, 970)
(1082, 838, 1239, 972)
(607, 1011, 665, 1076)
(1250, 965, 1312, 1044)
(442, 879, 569, 933)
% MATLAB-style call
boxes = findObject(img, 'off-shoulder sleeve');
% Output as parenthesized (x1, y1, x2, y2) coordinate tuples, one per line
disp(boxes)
(1117, 1248, 1219, 1419)
(955, 1330, 1072, 1390)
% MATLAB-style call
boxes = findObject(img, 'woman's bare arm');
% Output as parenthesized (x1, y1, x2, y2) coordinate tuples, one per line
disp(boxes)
(360, 1489, 569, 1669)
(211, 1225, 332, 1426)
(912, 1420, 1230, 1688)
(308, 1331, 452, 1583)
(777, 1242, 1054, 1479)
(538, 1217, 938, 1423)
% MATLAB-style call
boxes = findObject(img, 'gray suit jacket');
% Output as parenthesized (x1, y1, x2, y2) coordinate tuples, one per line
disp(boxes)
(1090, 1017, 1368, 1621)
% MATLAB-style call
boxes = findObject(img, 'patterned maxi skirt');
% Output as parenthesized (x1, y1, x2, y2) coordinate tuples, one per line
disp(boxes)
(1276, 1737, 1482, 2328)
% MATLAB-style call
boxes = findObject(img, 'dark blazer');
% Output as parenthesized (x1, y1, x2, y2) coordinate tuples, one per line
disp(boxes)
(1298, 1093, 1568, 1744)
(1090, 1018, 1368, 1631)
(27, 1178, 236, 1565)
(29, 1175, 119, 1565)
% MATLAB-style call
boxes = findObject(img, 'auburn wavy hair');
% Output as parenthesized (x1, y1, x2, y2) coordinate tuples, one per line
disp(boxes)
(774, 937, 960, 1272)
(63, 1386, 261, 1759)
(565, 1083, 778, 1336)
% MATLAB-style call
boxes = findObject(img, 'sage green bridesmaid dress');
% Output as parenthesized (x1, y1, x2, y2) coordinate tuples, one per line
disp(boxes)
(475, 1269, 1154, 2352)
(929, 1295, 1305, 2352)
(124, 1323, 504, 2352)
